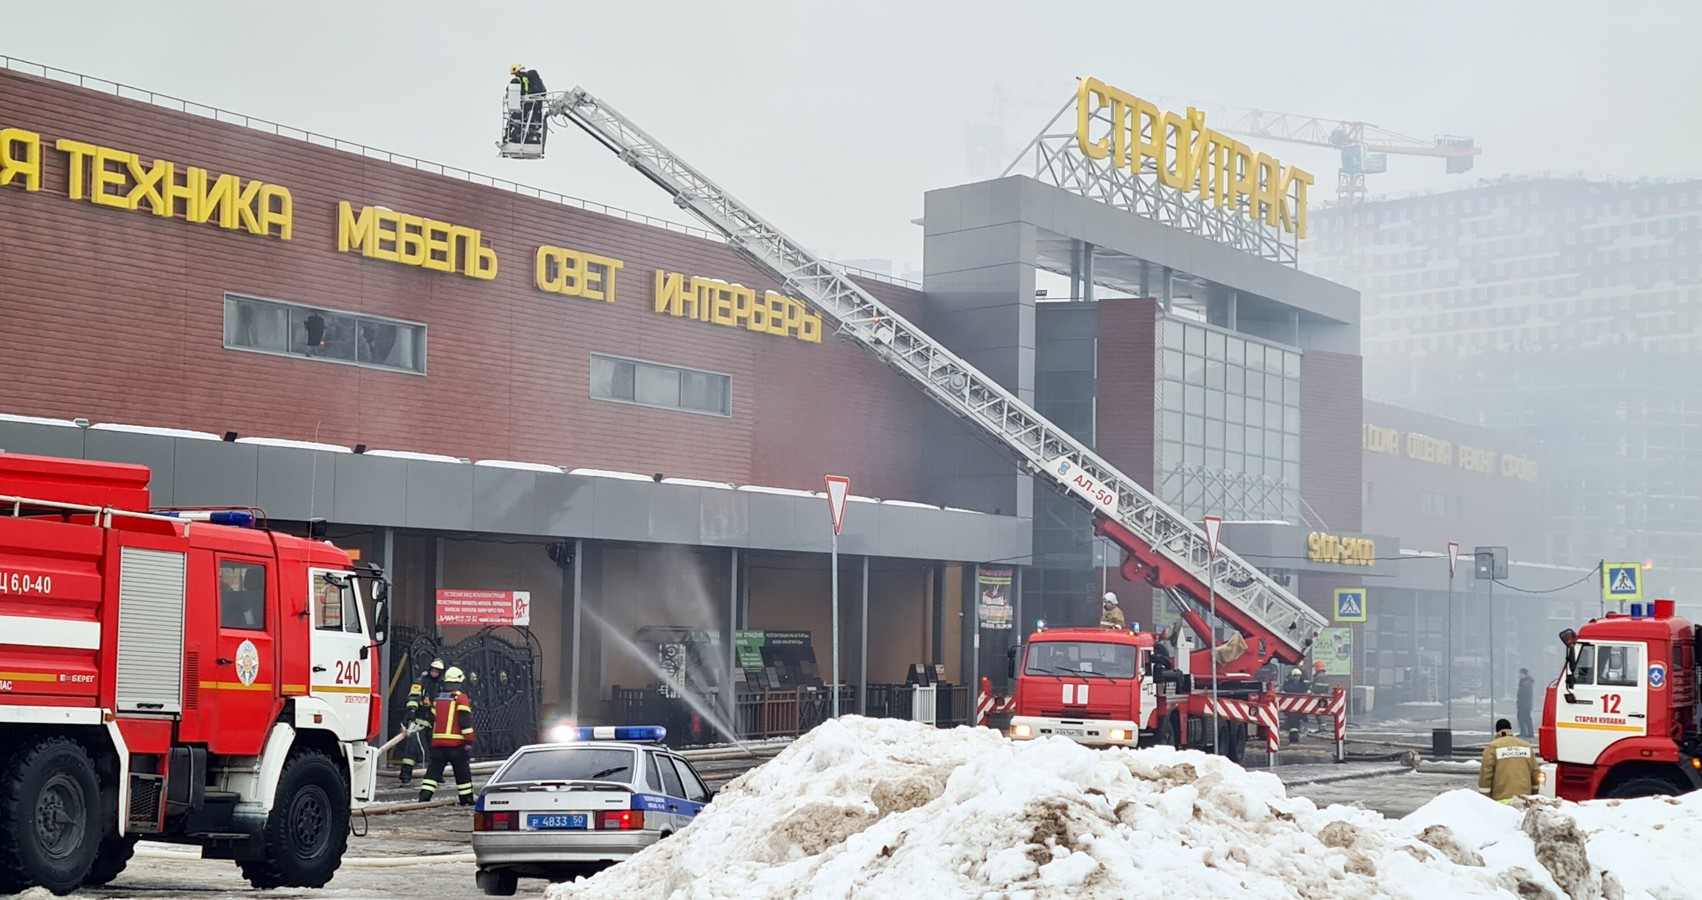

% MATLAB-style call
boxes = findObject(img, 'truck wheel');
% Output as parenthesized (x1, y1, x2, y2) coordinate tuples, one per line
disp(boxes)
(239, 749, 350, 889)
(1604, 775, 1685, 799)
(82, 834, 139, 886)
(0, 737, 103, 895)
(1153, 714, 1177, 748)
(478, 867, 519, 896)
(1218, 722, 1248, 764)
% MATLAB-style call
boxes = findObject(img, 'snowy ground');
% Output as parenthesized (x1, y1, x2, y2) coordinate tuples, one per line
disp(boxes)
(20, 720, 1687, 899)
(545, 717, 1698, 900)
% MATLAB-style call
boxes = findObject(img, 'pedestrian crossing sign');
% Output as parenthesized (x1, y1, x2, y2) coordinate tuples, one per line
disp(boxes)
(1603, 563, 1643, 602)
(1333, 588, 1367, 623)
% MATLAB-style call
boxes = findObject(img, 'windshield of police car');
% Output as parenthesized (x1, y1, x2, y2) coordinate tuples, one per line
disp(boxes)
(494, 747, 636, 785)
(1025, 641, 1137, 678)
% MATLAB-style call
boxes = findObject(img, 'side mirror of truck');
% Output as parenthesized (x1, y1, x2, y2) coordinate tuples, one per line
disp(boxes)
(1006, 645, 1018, 680)
(372, 588, 391, 646)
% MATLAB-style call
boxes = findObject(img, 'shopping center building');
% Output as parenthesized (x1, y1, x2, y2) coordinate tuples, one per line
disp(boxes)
(0, 63, 1375, 747)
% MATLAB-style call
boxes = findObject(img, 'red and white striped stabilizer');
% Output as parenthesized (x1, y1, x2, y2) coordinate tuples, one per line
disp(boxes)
(1258, 698, 1281, 757)
(1199, 695, 1263, 723)
(977, 677, 993, 727)
(1272, 693, 1334, 715)
(1331, 685, 1348, 761)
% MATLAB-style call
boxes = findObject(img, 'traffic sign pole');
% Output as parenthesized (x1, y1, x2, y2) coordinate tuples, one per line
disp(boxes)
(1446, 541, 1458, 732)
(825, 476, 851, 719)
(1202, 516, 1222, 756)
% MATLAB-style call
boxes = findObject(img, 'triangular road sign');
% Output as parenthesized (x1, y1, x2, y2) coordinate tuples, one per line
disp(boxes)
(824, 475, 851, 535)
(1447, 541, 1459, 578)
(1202, 516, 1222, 559)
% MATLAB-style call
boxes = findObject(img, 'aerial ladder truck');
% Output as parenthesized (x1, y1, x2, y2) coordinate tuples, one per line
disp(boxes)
(496, 85, 1345, 763)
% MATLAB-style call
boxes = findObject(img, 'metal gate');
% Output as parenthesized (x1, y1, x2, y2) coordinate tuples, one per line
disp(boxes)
(387, 626, 542, 762)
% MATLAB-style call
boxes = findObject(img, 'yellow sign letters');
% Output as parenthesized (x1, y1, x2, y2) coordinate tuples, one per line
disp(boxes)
(1308, 532, 1376, 567)
(1074, 77, 1314, 238)
(653, 270, 821, 343)
(0, 126, 291, 239)
(535, 245, 624, 302)
(1363, 423, 1539, 482)
(336, 202, 496, 280)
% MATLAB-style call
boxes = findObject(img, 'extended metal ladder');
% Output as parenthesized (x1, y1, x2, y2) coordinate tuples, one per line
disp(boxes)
(545, 88, 1329, 660)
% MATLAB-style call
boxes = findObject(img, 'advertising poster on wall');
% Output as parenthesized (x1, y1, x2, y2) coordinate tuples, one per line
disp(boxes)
(435, 589, 531, 627)
(978, 566, 1013, 630)
(1315, 627, 1354, 676)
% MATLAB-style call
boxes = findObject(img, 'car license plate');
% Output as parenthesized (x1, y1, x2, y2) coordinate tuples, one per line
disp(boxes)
(527, 814, 588, 830)
(1052, 727, 1082, 736)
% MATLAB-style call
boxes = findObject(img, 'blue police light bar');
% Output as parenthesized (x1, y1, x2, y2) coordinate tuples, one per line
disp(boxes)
(565, 725, 667, 743)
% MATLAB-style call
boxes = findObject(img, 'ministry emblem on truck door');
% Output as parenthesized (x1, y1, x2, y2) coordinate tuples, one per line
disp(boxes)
(236, 639, 261, 687)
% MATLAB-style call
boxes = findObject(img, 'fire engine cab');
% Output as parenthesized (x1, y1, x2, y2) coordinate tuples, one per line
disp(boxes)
(1540, 598, 1702, 800)
(0, 453, 391, 894)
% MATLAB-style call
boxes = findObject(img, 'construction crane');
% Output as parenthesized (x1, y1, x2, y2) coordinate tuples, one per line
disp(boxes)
(1150, 97, 1481, 204)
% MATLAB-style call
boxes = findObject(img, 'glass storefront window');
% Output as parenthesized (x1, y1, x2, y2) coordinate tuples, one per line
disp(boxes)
(1153, 317, 1304, 521)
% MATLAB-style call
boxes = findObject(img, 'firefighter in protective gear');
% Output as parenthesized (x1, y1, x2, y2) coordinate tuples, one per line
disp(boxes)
(1099, 592, 1126, 629)
(1307, 660, 1331, 733)
(1282, 667, 1308, 744)
(508, 64, 546, 144)
(1479, 718, 1540, 802)
(419, 667, 477, 805)
(398, 658, 446, 785)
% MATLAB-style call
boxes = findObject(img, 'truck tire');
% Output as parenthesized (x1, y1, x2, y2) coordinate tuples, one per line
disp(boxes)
(1218, 721, 1248, 764)
(239, 749, 350, 889)
(1153, 713, 1178, 748)
(82, 834, 139, 886)
(0, 737, 103, 895)
(1604, 775, 1685, 799)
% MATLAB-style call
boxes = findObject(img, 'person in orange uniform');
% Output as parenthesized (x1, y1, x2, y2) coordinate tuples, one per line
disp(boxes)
(418, 667, 477, 805)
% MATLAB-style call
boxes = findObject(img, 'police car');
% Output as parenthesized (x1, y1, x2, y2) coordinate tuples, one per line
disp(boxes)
(471, 726, 714, 895)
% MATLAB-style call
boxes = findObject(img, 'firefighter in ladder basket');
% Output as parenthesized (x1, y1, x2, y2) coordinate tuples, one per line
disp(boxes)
(1099, 592, 1125, 629)
(419, 667, 478, 805)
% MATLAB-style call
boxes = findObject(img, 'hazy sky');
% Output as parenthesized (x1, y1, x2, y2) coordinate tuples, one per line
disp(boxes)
(7, 2, 1701, 272)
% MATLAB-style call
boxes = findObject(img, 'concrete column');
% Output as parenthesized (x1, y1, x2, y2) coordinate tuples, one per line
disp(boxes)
(1226, 291, 1239, 331)
(569, 538, 584, 721)
(376, 527, 395, 729)
(1289, 309, 1302, 346)
(931, 564, 947, 667)
(1069, 239, 1083, 302)
(431, 536, 445, 640)
(963, 564, 980, 701)
(860, 555, 870, 715)
(1081, 244, 1096, 304)
(1161, 267, 1174, 313)
(724, 548, 738, 723)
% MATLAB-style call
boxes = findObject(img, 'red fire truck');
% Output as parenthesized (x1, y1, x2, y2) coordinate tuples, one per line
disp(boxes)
(0, 453, 392, 894)
(1006, 617, 1345, 763)
(1539, 598, 1702, 800)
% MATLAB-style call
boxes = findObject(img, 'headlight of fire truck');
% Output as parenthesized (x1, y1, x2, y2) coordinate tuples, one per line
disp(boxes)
(1011, 723, 1032, 738)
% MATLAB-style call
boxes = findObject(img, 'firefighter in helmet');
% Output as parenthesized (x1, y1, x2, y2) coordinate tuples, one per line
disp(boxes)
(1308, 660, 1331, 733)
(1099, 592, 1126, 629)
(419, 667, 477, 805)
(398, 658, 446, 785)
(1282, 666, 1308, 744)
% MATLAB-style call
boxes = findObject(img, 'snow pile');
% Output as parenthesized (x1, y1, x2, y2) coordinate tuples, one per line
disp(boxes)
(549, 717, 1699, 900)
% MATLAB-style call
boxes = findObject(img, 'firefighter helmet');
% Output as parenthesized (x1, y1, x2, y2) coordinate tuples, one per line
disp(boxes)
(1313, 661, 1326, 672)
(510, 63, 524, 75)
(443, 666, 466, 684)
(1102, 591, 1118, 606)
(428, 658, 446, 672)
(1290, 667, 1303, 677)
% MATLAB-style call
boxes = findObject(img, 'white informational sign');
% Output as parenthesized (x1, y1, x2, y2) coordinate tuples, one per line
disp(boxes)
(1045, 457, 1118, 515)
